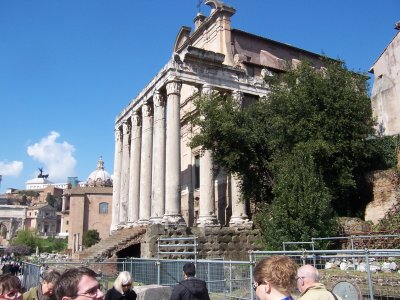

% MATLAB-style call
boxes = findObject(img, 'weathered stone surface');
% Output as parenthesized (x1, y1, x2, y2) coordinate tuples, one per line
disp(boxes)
(134, 285, 171, 300)
(143, 224, 262, 260)
(365, 170, 399, 224)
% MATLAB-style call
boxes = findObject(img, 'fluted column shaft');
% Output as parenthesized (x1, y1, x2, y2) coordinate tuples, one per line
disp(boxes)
(164, 79, 184, 223)
(119, 121, 131, 223)
(197, 85, 218, 227)
(111, 127, 123, 231)
(128, 111, 142, 223)
(151, 91, 166, 223)
(139, 101, 153, 222)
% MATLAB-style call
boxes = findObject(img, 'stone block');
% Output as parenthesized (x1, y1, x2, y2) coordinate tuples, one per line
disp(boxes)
(134, 285, 172, 300)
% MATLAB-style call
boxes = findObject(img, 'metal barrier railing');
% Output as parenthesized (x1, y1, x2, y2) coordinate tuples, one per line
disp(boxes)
(250, 249, 400, 300)
(283, 234, 400, 251)
(22, 249, 400, 300)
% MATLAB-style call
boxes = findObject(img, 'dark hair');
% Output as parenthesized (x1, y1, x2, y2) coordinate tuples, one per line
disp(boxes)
(42, 270, 61, 285)
(0, 274, 21, 295)
(183, 263, 196, 277)
(55, 267, 97, 300)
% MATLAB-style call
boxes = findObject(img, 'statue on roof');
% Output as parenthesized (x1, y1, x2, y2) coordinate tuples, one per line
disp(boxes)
(37, 168, 49, 179)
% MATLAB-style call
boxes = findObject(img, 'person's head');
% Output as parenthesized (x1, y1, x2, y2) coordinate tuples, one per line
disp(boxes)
(253, 256, 297, 300)
(182, 263, 196, 278)
(55, 267, 104, 300)
(41, 270, 61, 297)
(296, 265, 320, 293)
(113, 272, 132, 294)
(0, 274, 22, 300)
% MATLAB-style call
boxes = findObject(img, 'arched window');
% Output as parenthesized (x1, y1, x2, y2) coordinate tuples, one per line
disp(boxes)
(99, 202, 109, 214)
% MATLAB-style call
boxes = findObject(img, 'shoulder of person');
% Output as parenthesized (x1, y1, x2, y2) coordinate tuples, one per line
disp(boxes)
(23, 287, 38, 300)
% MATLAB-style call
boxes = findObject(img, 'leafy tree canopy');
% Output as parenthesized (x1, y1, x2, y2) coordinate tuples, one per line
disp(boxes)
(255, 150, 338, 249)
(45, 193, 62, 211)
(192, 60, 377, 214)
(190, 59, 390, 248)
(10, 230, 67, 254)
(83, 229, 100, 248)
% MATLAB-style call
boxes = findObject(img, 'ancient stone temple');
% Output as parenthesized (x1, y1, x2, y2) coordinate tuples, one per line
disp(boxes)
(111, 0, 326, 232)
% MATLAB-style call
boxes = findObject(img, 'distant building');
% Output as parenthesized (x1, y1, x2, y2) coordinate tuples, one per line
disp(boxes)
(369, 23, 400, 136)
(62, 157, 113, 252)
(31, 186, 64, 206)
(25, 203, 57, 236)
(0, 205, 26, 246)
(25, 172, 85, 191)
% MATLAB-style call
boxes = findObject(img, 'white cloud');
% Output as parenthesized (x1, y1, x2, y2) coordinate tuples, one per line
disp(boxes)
(0, 161, 23, 177)
(27, 131, 77, 182)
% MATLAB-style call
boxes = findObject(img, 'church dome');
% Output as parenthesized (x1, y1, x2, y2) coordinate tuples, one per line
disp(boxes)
(86, 157, 113, 187)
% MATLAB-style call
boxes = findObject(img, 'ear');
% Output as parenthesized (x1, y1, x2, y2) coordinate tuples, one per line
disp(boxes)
(62, 296, 71, 300)
(264, 282, 271, 294)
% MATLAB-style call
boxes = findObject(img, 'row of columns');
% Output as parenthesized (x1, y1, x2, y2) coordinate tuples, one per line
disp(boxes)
(111, 79, 252, 230)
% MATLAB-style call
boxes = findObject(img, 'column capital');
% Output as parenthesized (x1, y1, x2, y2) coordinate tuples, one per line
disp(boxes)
(114, 127, 122, 142)
(166, 80, 182, 96)
(142, 101, 153, 117)
(122, 120, 131, 135)
(130, 110, 141, 126)
(153, 90, 165, 108)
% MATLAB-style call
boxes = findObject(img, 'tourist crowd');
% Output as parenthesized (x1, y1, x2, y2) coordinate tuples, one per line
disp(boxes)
(0, 255, 340, 300)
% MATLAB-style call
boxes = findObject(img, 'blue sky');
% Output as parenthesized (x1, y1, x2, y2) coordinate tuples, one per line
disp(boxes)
(0, 0, 398, 192)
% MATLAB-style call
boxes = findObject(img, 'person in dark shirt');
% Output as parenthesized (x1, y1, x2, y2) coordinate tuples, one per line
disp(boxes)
(170, 263, 210, 300)
(105, 272, 136, 300)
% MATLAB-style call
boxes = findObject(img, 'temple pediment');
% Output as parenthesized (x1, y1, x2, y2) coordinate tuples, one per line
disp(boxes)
(173, 26, 191, 53)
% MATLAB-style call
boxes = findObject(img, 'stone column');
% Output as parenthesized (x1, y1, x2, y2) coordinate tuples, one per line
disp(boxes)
(139, 101, 153, 223)
(111, 126, 123, 231)
(164, 79, 185, 224)
(150, 91, 166, 223)
(128, 111, 142, 223)
(197, 85, 218, 227)
(232, 90, 243, 109)
(119, 120, 131, 224)
(61, 194, 66, 212)
(229, 173, 253, 228)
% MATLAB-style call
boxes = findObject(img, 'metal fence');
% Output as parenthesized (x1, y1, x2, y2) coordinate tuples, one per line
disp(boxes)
(282, 234, 400, 251)
(251, 249, 400, 300)
(22, 249, 400, 300)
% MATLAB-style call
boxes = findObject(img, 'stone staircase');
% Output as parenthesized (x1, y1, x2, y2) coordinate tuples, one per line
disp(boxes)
(74, 226, 147, 261)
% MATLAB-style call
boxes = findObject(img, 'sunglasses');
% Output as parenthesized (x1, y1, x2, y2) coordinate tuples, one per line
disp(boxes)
(121, 283, 132, 288)
(252, 282, 261, 291)
(0, 290, 21, 299)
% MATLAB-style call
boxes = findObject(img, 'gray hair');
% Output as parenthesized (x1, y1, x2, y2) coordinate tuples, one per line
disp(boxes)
(298, 265, 320, 283)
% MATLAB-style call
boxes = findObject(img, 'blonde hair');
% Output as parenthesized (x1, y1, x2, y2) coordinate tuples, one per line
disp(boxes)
(113, 271, 132, 294)
(253, 256, 298, 293)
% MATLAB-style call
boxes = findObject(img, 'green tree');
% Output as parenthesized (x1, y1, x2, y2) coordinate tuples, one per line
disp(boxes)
(83, 229, 100, 248)
(263, 60, 375, 215)
(191, 59, 380, 247)
(41, 237, 67, 253)
(11, 230, 68, 254)
(255, 150, 338, 250)
(190, 93, 273, 203)
(20, 195, 28, 205)
(45, 193, 62, 211)
(192, 59, 376, 215)
(10, 230, 39, 253)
